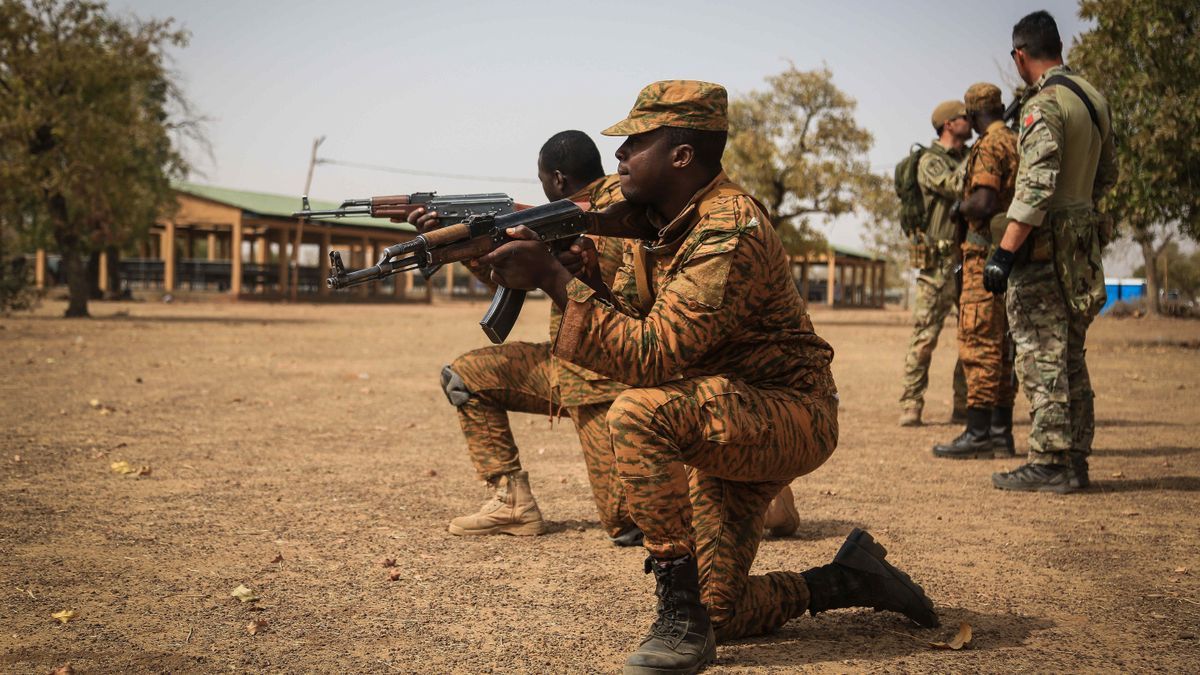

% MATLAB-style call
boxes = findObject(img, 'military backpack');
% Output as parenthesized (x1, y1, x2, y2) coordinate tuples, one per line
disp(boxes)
(893, 144, 927, 238)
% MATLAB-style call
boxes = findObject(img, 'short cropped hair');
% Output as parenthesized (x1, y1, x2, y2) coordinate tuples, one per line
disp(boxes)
(665, 126, 728, 171)
(539, 130, 605, 183)
(1012, 10, 1063, 60)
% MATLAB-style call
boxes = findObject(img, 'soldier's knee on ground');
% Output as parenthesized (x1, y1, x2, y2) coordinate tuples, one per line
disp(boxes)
(440, 364, 473, 407)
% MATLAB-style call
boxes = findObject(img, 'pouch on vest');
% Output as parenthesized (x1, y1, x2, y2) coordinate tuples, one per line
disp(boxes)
(1050, 209, 1107, 318)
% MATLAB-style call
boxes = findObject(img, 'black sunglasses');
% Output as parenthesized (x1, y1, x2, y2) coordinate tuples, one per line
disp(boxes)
(1010, 45, 1025, 59)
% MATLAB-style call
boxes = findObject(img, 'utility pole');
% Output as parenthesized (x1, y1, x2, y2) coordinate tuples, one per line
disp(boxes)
(290, 135, 325, 301)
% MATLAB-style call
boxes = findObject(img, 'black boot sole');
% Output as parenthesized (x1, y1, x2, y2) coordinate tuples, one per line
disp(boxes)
(932, 444, 996, 460)
(623, 640, 715, 675)
(834, 529, 940, 628)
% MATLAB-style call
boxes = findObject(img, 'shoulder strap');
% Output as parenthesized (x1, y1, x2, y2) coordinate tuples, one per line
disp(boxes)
(1043, 74, 1101, 132)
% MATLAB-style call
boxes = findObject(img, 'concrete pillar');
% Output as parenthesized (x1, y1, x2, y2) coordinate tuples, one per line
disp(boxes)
(231, 213, 243, 296)
(97, 249, 109, 293)
(444, 261, 455, 296)
(162, 220, 176, 293)
(277, 229, 289, 296)
(358, 237, 371, 298)
(35, 248, 47, 289)
(318, 230, 331, 297)
(207, 232, 218, 261)
(826, 253, 835, 307)
(394, 270, 411, 299)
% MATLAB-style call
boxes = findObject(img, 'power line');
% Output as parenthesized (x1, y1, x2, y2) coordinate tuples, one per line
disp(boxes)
(316, 157, 539, 185)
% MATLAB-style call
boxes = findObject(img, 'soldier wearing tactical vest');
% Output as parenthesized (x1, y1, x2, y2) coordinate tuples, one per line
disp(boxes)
(983, 10, 1118, 493)
(898, 101, 970, 427)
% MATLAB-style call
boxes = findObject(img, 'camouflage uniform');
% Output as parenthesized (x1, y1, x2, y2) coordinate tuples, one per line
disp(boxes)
(901, 141, 967, 416)
(448, 175, 635, 538)
(959, 113, 1018, 409)
(1005, 65, 1117, 464)
(555, 168, 839, 640)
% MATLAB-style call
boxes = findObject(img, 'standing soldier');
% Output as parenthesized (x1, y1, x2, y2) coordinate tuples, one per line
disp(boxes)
(481, 81, 939, 674)
(934, 83, 1019, 459)
(899, 101, 970, 427)
(984, 11, 1118, 493)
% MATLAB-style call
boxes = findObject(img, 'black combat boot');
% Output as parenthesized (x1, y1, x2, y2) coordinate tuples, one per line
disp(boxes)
(990, 406, 1016, 457)
(801, 529, 939, 628)
(991, 461, 1085, 494)
(932, 407, 992, 459)
(624, 555, 715, 675)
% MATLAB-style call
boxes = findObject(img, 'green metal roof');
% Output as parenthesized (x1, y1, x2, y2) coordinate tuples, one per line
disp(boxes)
(176, 182, 414, 232)
(829, 243, 881, 261)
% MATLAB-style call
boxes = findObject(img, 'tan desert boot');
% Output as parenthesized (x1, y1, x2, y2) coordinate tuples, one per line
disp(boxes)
(448, 470, 546, 536)
(898, 404, 923, 427)
(764, 485, 800, 538)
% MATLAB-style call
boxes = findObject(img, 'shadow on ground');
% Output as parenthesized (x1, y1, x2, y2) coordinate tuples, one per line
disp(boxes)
(717, 606, 1054, 668)
(1094, 445, 1200, 458)
(1089, 475, 1200, 493)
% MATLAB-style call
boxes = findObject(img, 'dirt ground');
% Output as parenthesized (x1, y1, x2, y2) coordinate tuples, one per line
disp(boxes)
(1, 296, 1197, 673)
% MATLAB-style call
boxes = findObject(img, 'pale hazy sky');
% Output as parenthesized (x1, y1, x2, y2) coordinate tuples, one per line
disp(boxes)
(114, 0, 1095, 254)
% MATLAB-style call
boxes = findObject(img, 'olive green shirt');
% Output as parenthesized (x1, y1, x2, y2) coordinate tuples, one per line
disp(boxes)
(917, 141, 966, 244)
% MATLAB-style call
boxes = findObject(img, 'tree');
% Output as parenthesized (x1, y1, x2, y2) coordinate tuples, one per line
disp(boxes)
(1132, 240, 1200, 305)
(723, 65, 874, 254)
(1071, 0, 1200, 314)
(858, 172, 912, 308)
(0, 0, 198, 317)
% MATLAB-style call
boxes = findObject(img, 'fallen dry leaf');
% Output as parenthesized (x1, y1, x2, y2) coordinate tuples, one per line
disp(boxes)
(110, 461, 150, 477)
(929, 622, 972, 650)
(48, 664, 74, 675)
(51, 610, 76, 624)
(246, 619, 268, 635)
(1110, 472, 1124, 478)
(270, 553, 284, 564)
(1175, 567, 1189, 574)
(230, 584, 259, 603)
(425, 469, 437, 477)
(388, 570, 403, 582)
(379, 558, 396, 568)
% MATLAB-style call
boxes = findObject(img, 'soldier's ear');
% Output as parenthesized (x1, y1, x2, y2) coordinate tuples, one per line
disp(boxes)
(670, 144, 695, 170)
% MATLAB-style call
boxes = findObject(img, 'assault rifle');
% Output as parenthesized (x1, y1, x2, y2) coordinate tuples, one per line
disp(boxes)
(325, 199, 651, 344)
(293, 192, 520, 278)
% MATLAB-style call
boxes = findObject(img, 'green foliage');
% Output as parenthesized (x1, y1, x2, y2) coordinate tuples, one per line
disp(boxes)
(1071, 0, 1200, 238)
(723, 65, 874, 254)
(0, 0, 198, 316)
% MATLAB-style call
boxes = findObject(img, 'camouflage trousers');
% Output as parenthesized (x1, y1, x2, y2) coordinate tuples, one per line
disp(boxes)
(958, 245, 1016, 408)
(605, 376, 839, 641)
(446, 341, 633, 538)
(901, 256, 968, 411)
(1006, 262, 1095, 463)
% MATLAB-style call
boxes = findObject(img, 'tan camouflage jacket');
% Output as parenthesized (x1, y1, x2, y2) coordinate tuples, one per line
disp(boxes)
(554, 172, 836, 398)
(962, 120, 1018, 243)
(917, 142, 966, 245)
(549, 174, 629, 406)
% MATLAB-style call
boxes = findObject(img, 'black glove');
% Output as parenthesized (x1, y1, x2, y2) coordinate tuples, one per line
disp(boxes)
(983, 248, 1016, 294)
(949, 200, 965, 227)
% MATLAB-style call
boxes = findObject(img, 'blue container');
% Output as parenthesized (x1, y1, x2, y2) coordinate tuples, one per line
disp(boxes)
(1101, 278, 1146, 314)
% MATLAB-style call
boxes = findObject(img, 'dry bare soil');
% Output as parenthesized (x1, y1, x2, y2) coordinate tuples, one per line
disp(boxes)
(2, 297, 1198, 673)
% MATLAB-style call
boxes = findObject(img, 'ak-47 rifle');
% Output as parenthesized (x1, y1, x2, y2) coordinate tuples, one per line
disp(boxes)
(293, 192, 520, 278)
(324, 199, 651, 344)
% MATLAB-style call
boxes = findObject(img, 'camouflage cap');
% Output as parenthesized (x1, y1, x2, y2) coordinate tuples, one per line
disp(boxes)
(931, 100, 966, 131)
(602, 80, 728, 137)
(964, 82, 1003, 112)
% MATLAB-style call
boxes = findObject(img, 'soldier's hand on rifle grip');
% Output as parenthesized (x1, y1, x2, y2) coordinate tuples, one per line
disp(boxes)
(558, 237, 603, 290)
(400, 207, 442, 234)
(478, 226, 568, 292)
(983, 248, 1016, 294)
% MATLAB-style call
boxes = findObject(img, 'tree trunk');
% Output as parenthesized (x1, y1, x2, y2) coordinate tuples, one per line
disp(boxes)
(1136, 232, 1161, 315)
(48, 194, 89, 318)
